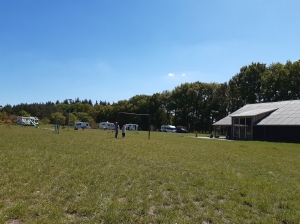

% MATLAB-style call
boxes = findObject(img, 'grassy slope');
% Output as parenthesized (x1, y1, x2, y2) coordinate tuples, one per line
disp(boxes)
(0, 125, 300, 223)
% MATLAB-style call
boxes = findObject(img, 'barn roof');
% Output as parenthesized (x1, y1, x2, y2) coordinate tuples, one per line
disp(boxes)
(213, 100, 300, 126)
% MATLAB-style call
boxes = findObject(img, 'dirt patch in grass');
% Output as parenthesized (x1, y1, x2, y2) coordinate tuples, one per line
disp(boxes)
(6, 219, 25, 224)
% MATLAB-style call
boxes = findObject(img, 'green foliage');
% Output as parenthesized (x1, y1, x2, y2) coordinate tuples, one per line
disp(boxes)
(68, 113, 77, 126)
(73, 112, 94, 124)
(18, 109, 30, 117)
(95, 104, 115, 123)
(50, 112, 66, 124)
(83, 116, 94, 124)
(39, 117, 50, 125)
(72, 102, 93, 113)
(55, 103, 69, 112)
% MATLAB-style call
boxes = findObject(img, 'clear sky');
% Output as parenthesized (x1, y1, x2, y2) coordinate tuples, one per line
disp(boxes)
(1, 0, 300, 106)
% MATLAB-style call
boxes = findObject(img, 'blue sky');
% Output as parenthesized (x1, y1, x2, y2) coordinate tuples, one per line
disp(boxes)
(1, 0, 300, 106)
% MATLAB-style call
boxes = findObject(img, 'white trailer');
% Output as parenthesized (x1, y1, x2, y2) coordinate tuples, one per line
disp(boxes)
(74, 122, 91, 130)
(16, 116, 39, 126)
(126, 124, 139, 130)
(99, 122, 115, 130)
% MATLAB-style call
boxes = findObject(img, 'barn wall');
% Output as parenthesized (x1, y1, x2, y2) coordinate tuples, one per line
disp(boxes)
(253, 126, 300, 143)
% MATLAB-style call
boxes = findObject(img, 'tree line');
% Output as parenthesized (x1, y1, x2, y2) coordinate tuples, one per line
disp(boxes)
(1, 60, 299, 132)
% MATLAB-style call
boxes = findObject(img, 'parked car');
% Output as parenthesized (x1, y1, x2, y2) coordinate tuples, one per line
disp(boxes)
(160, 125, 176, 133)
(176, 127, 188, 133)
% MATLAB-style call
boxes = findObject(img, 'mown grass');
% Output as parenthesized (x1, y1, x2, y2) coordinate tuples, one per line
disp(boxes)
(0, 124, 300, 223)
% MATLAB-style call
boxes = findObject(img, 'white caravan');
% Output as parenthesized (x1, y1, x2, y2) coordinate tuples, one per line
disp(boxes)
(99, 122, 115, 130)
(160, 125, 176, 133)
(74, 122, 91, 130)
(126, 124, 139, 130)
(16, 116, 39, 126)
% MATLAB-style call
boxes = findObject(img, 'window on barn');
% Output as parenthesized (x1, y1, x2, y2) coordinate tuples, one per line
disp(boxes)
(232, 117, 252, 140)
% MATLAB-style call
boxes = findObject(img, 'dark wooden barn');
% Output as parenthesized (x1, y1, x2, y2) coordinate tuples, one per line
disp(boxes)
(213, 100, 300, 143)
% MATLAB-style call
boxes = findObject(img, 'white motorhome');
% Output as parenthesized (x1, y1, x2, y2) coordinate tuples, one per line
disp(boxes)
(99, 122, 115, 130)
(16, 116, 39, 126)
(160, 125, 176, 133)
(126, 124, 139, 130)
(74, 122, 90, 130)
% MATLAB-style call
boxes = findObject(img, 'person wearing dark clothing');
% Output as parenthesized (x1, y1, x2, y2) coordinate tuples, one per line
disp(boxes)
(115, 122, 119, 138)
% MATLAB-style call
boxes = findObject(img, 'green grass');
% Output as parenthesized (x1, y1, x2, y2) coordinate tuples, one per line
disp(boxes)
(0, 124, 300, 223)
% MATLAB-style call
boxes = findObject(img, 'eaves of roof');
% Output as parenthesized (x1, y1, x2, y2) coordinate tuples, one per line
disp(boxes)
(213, 100, 300, 126)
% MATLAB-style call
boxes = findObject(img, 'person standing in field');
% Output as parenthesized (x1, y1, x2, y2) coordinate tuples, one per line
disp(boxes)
(115, 122, 119, 138)
(122, 125, 126, 138)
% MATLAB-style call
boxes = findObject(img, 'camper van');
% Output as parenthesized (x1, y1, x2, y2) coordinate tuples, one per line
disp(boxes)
(74, 122, 90, 130)
(99, 122, 115, 130)
(16, 116, 39, 126)
(160, 125, 176, 133)
(126, 124, 139, 130)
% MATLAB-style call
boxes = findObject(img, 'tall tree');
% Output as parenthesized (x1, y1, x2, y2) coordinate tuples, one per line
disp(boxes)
(149, 93, 167, 129)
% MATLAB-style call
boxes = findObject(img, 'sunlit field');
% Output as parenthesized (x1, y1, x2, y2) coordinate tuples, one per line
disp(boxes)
(0, 124, 300, 223)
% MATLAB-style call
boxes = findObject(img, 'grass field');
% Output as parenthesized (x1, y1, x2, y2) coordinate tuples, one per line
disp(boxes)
(0, 124, 300, 223)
